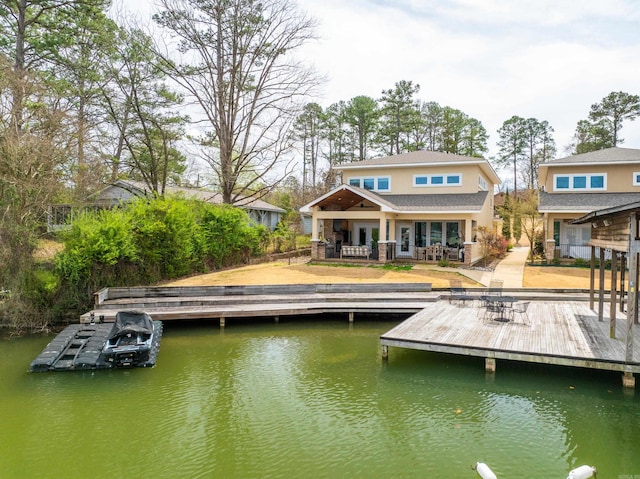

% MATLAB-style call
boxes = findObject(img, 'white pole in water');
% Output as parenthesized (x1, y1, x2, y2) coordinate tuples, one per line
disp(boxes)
(474, 462, 497, 479)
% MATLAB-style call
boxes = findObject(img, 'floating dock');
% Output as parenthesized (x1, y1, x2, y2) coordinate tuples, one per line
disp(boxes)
(30, 321, 163, 372)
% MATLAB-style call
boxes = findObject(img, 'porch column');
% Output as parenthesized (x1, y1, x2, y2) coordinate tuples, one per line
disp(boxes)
(311, 214, 320, 241)
(464, 221, 473, 244)
(378, 217, 388, 263)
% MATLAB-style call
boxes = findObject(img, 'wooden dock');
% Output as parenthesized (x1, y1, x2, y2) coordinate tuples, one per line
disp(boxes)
(80, 284, 441, 324)
(380, 300, 640, 385)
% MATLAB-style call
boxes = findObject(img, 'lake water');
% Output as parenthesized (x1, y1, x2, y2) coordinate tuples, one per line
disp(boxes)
(1, 319, 639, 479)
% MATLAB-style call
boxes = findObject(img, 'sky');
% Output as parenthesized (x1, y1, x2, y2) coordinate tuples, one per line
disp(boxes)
(125, 0, 640, 162)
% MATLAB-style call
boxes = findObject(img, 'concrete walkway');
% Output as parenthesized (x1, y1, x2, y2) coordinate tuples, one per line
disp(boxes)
(457, 246, 530, 287)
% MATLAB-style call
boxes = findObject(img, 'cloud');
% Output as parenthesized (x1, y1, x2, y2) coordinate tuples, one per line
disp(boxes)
(298, 0, 640, 154)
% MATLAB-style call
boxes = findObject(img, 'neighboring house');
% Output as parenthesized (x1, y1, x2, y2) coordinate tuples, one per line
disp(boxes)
(538, 147, 640, 260)
(48, 180, 286, 232)
(299, 150, 501, 265)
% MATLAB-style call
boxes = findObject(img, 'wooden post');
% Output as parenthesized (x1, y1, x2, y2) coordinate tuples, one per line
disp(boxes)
(626, 213, 639, 369)
(598, 247, 605, 321)
(348, 311, 354, 323)
(623, 372, 635, 389)
(220, 317, 225, 328)
(590, 245, 595, 311)
(382, 344, 388, 360)
(620, 253, 627, 313)
(485, 357, 496, 372)
(610, 251, 618, 338)
(274, 316, 279, 324)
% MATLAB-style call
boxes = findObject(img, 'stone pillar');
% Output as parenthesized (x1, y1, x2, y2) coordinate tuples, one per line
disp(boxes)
(311, 240, 326, 260)
(463, 242, 473, 266)
(545, 239, 556, 262)
(378, 242, 388, 263)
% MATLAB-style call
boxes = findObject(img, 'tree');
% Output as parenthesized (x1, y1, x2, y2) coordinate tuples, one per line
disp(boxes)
(153, 0, 321, 205)
(518, 191, 543, 263)
(521, 118, 555, 190)
(294, 102, 323, 191)
(496, 115, 527, 196)
(589, 91, 640, 147)
(51, 1, 118, 197)
(101, 26, 188, 194)
(501, 190, 511, 240)
(344, 95, 378, 161)
(322, 101, 350, 168)
(573, 91, 640, 153)
(377, 80, 420, 155)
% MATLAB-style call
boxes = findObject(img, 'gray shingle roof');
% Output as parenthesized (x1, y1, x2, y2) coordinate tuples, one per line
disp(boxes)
(540, 147, 640, 166)
(539, 192, 640, 212)
(336, 150, 485, 168)
(376, 192, 488, 211)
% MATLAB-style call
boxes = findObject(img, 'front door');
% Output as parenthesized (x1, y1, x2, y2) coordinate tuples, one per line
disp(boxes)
(397, 223, 413, 257)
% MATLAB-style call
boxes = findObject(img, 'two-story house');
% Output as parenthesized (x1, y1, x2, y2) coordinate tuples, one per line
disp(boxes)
(300, 150, 501, 265)
(538, 147, 640, 261)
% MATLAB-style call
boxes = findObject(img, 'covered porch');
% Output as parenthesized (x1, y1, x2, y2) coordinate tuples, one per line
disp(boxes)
(302, 184, 483, 265)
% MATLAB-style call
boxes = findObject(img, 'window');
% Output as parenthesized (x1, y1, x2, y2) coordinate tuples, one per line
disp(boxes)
(363, 178, 375, 190)
(447, 175, 460, 185)
(414, 173, 462, 187)
(478, 176, 488, 191)
(347, 177, 390, 192)
(634, 172, 640, 186)
(556, 176, 570, 189)
(553, 173, 606, 191)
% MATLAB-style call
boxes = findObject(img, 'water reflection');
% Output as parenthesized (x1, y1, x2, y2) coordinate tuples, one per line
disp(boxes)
(1, 321, 640, 478)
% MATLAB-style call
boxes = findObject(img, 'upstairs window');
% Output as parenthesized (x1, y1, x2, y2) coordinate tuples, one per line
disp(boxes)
(478, 176, 488, 191)
(347, 177, 391, 192)
(553, 173, 606, 191)
(414, 173, 462, 187)
(634, 172, 640, 186)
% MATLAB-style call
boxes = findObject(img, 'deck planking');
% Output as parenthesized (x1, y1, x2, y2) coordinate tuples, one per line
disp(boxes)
(380, 300, 640, 374)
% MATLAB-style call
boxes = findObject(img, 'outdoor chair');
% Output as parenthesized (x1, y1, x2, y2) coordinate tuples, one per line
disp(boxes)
(482, 302, 502, 322)
(449, 279, 475, 305)
(510, 302, 530, 325)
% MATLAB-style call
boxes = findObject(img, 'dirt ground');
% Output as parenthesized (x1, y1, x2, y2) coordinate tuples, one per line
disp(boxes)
(165, 257, 598, 289)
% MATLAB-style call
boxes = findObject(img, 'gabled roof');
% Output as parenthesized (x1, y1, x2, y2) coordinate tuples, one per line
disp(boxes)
(540, 147, 640, 166)
(335, 150, 501, 185)
(539, 147, 640, 186)
(538, 191, 640, 213)
(299, 183, 488, 214)
(93, 180, 285, 213)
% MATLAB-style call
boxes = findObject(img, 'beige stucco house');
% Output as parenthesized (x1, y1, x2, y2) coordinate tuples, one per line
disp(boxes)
(538, 147, 640, 260)
(300, 150, 501, 265)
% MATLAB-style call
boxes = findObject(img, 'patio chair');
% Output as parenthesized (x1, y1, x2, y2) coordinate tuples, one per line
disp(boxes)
(482, 301, 502, 322)
(449, 279, 475, 305)
(510, 302, 530, 325)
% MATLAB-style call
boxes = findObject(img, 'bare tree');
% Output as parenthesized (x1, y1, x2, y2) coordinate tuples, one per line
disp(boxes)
(153, 0, 321, 205)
